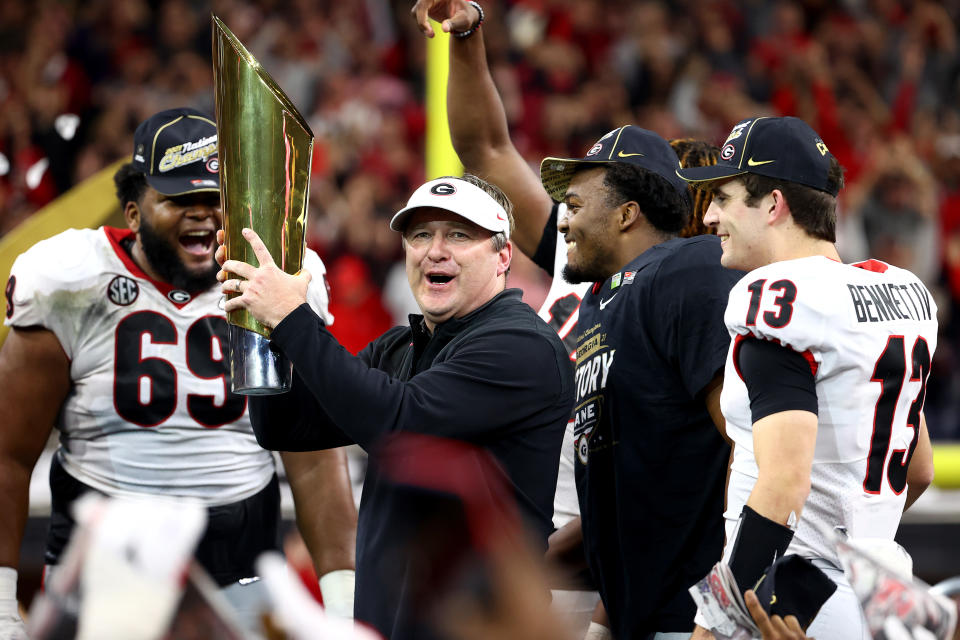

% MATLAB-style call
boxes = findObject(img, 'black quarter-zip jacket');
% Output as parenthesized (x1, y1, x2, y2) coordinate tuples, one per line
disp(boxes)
(250, 288, 574, 640)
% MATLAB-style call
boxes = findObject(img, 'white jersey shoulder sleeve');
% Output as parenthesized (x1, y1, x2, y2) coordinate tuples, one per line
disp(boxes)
(303, 248, 334, 326)
(6, 228, 110, 357)
(724, 258, 834, 357)
(537, 204, 590, 359)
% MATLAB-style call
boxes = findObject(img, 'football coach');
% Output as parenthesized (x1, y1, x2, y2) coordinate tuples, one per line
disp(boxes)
(216, 174, 574, 640)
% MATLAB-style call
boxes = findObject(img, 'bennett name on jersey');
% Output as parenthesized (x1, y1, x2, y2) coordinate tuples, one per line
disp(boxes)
(846, 273, 934, 323)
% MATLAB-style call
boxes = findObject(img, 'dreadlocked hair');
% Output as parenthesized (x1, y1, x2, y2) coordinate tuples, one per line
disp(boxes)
(670, 138, 720, 238)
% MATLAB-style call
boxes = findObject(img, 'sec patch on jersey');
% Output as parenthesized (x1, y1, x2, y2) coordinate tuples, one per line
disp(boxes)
(108, 275, 140, 306)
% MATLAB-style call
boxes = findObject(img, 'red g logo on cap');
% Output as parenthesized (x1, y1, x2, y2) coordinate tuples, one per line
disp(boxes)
(206, 157, 219, 173)
(430, 183, 457, 196)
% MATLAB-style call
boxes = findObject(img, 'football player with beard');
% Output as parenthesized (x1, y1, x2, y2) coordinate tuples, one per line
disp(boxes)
(0, 108, 357, 638)
(413, 3, 734, 638)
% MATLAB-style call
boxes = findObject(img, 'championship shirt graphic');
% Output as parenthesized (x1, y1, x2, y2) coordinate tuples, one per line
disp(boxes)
(573, 321, 615, 464)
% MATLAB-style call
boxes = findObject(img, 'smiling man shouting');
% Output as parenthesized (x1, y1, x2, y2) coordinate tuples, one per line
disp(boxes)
(0, 107, 359, 637)
(218, 173, 574, 640)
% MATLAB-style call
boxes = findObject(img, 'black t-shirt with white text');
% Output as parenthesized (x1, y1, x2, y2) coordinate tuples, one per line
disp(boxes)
(574, 235, 740, 637)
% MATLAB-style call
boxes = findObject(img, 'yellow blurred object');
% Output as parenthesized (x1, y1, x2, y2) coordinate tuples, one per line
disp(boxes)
(0, 159, 125, 346)
(425, 20, 463, 179)
(932, 443, 960, 488)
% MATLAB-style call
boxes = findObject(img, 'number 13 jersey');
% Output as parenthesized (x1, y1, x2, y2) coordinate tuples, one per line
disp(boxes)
(5, 227, 329, 505)
(721, 256, 938, 566)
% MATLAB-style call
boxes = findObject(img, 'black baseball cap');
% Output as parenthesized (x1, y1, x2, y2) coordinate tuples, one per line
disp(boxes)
(131, 107, 220, 196)
(540, 125, 689, 202)
(676, 116, 839, 196)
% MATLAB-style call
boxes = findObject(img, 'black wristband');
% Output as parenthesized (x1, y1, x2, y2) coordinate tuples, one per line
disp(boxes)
(753, 555, 837, 629)
(453, 1, 484, 39)
(728, 505, 795, 594)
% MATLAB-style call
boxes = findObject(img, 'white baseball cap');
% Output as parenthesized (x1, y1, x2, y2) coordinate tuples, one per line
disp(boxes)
(390, 177, 510, 238)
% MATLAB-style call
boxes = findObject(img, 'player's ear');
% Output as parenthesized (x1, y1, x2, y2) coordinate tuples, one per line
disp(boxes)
(124, 200, 141, 233)
(768, 189, 790, 226)
(618, 201, 641, 231)
(496, 240, 512, 277)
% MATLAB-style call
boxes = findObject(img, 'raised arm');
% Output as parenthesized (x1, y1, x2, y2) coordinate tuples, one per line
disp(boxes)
(0, 327, 71, 634)
(248, 371, 354, 452)
(265, 304, 569, 450)
(413, 0, 555, 258)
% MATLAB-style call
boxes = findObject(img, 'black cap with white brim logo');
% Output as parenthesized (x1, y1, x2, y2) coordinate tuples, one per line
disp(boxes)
(676, 116, 838, 196)
(539, 125, 689, 203)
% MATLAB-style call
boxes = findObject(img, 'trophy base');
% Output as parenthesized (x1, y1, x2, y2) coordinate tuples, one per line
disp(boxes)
(228, 325, 293, 395)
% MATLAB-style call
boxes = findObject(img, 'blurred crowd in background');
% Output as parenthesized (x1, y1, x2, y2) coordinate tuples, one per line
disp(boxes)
(3, 0, 960, 437)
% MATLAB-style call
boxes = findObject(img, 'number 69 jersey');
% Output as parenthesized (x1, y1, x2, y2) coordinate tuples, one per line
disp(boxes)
(720, 256, 937, 566)
(4, 226, 332, 506)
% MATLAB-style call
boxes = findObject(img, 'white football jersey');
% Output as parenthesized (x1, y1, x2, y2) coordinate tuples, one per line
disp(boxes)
(536, 205, 586, 362)
(535, 203, 591, 528)
(5, 227, 332, 506)
(721, 256, 937, 566)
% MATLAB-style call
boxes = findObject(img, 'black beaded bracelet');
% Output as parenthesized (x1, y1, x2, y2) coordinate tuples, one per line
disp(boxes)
(453, 1, 484, 39)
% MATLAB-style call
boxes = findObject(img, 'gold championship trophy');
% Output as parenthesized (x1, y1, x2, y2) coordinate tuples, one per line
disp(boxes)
(212, 16, 313, 394)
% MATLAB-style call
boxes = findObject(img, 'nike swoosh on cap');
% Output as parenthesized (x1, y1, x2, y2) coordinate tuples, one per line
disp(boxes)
(617, 151, 644, 158)
(747, 157, 775, 166)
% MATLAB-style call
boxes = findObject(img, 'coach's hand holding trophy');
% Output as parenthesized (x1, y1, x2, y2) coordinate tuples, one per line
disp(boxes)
(212, 16, 313, 395)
